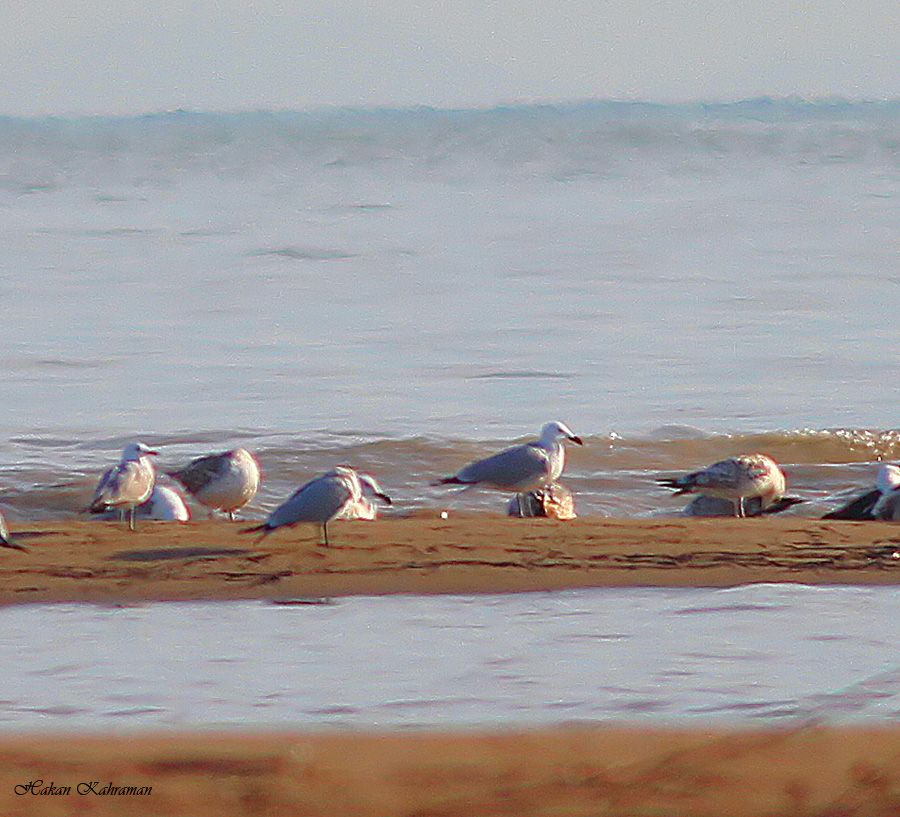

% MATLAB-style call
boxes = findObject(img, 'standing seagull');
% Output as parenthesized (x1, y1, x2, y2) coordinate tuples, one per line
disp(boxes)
(242, 467, 391, 546)
(658, 453, 788, 518)
(87, 442, 158, 530)
(90, 485, 191, 522)
(436, 421, 583, 514)
(167, 447, 260, 520)
(0, 511, 27, 551)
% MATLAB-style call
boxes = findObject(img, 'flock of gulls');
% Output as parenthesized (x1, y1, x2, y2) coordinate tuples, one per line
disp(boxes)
(0, 420, 897, 551)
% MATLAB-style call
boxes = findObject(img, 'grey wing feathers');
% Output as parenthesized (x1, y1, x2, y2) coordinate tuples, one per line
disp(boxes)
(168, 453, 230, 493)
(88, 466, 117, 510)
(456, 443, 551, 490)
(267, 476, 353, 528)
(661, 460, 741, 494)
(691, 460, 743, 490)
(91, 461, 153, 509)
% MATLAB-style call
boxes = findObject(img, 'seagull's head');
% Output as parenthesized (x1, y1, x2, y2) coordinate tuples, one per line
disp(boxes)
(122, 442, 159, 461)
(358, 473, 392, 505)
(540, 421, 583, 446)
(876, 463, 900, 495)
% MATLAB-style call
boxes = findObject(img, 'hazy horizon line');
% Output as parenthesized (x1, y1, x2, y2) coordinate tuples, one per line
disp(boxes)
(2, 94, 898, 123)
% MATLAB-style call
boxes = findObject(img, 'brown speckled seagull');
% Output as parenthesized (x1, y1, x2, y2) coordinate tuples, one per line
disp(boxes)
(658, 453, 791, 518)
(167, 447, 260, 520)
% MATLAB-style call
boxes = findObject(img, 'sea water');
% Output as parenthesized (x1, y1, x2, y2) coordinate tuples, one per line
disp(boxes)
(0, 586, 896, 730)
(0, 100, 898, 518)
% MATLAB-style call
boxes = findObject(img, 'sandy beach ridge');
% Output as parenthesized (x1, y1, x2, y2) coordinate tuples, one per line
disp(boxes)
(0, 516, 896, 605)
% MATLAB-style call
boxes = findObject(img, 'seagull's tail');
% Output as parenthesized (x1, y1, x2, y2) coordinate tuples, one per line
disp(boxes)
(761, 496, 806, 516)
(657, 477, 692, 495)
(84, 499, 114, 514)
(433, 476, 465, 487)
(240, 523, 273, 545)
(0, 535, 27, 552)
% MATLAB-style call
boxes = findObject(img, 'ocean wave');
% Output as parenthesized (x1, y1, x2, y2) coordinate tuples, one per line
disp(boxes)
(2, 427, 897, 521)
(1, 100, 896, 191)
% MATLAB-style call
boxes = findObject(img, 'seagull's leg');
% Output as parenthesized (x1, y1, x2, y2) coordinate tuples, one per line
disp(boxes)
(516, 493, 524, 517)
(737, 498, 745, 518)
(321, 523, 330, 547)
(228, 511, 236, 522)
(128, 507, 136, 531)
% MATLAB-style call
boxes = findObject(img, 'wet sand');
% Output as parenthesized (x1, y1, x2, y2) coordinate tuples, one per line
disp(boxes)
(1, 516, 898, 605)
(3, 518, 898, 815)
(0, 726, 898, 816)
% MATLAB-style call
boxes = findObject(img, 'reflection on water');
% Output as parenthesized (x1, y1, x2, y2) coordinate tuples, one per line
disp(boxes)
(0, 585, 896, 730)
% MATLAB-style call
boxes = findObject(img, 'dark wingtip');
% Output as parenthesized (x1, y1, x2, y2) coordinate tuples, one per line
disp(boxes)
(0, 538, 27, 552)
(433, 477, 463, 487)
(761, 496, 806, 515)
(821, 489, 880, 521)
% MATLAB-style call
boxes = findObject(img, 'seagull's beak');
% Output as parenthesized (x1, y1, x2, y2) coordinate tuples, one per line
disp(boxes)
(146, 450, 160, 457)
(569, 435, 584, 446)
(377, 492, 393, 505)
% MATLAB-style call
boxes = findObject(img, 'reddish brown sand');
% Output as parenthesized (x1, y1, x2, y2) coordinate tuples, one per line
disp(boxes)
(0, 727, 897, 817)
(1, 516, 898, 605)
(3, 517, 898, 816)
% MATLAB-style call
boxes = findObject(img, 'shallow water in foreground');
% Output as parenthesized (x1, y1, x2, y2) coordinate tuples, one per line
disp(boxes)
(0, 585, 896, 730)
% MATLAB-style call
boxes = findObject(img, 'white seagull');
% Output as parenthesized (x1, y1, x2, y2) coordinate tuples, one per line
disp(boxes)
(167, 447, 260, 520)
(0, 510, 27, 551)
(87, 442, 158, 530)
(436, 421, 583, 514)
(140, 485, 191, 521)
(658, 453, 789, 518)
(242, 467, 391, 546)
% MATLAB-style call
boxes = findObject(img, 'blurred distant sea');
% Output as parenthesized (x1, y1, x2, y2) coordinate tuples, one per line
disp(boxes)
(1, 99, 898, 517)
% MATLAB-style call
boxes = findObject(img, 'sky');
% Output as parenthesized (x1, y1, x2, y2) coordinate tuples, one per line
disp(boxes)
(1, 1, 897, 116)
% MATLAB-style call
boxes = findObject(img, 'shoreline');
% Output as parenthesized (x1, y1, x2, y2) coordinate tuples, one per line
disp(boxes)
(0, 725, 897, 816)
(0, 517, 897, 606)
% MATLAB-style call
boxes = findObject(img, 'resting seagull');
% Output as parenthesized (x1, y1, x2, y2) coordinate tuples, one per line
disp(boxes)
(658, 453, 793, 518)
(822, 463, 900, 521)
(683, 494, 804, 517)
(87, 442, 158, 530)
(242, 467, 391, 546)
(167, 447, 260, 520)
(436, 421, 583, 515)
(506, 482, 577, 520)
